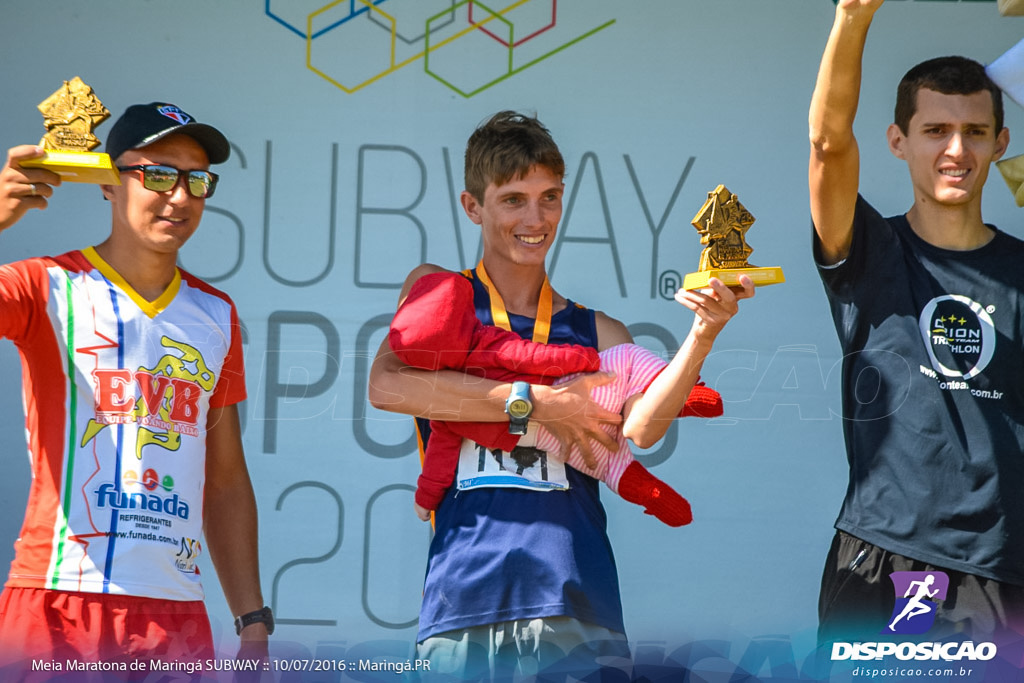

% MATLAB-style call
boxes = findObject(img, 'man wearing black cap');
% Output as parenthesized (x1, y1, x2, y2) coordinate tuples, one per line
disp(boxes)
(0, 102, 270, 669)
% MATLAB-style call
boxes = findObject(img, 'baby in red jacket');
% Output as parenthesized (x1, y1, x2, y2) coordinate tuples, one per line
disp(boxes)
(389, 271, 723, 527)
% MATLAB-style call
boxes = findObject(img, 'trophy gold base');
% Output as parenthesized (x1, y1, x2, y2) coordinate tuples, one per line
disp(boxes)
(683, 266, 785, 290)
(21, 151, 120, 185)
(997, 153, 1024, 207)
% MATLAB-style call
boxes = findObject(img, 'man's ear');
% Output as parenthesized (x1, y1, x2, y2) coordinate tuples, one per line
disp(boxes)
(100, 184, 115, 201)
(887, 123, 906, 160)
(993, 126, 1011, 163)
(460, 190, 483, 225)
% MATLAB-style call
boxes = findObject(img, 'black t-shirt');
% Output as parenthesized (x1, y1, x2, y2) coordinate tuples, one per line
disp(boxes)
(815, 196, 1024, 585)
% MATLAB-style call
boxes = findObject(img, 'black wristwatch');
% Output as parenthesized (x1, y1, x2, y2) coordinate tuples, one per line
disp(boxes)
(505, 381, 533, 435)
(234, 606, 274, 635)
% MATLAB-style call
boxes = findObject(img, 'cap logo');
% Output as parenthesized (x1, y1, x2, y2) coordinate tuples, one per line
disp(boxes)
(157, 105, 192, 126)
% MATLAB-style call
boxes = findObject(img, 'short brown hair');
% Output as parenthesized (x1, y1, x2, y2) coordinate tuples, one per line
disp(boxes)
(894, 56, 1004, 134)
(464, 111, 565, 203)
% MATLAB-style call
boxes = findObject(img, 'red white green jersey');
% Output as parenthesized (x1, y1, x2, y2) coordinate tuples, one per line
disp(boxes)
(0, 247, 246, 600)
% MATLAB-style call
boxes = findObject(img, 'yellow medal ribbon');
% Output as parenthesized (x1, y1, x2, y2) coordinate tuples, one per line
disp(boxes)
(475, 261, 552, 344)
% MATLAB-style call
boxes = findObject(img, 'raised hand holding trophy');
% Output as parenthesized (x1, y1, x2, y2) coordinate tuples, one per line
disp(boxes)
(683, 184, 784, 290)
(20, 77, 120, 185)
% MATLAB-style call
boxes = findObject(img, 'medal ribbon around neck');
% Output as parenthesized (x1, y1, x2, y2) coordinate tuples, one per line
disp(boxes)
(475, 261, 552, 344)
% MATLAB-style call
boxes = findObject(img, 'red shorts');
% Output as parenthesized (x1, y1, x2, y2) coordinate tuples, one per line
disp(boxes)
(0, 586, 214, 674)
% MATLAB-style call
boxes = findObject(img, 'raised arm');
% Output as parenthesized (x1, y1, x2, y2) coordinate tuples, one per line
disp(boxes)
(809, 0, 884, 264)
(622, 277, 753, 448)
(0, 146, 62, 233)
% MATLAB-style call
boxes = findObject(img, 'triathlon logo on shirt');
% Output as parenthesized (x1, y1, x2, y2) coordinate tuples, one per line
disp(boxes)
(883, 571, 948, 635)
(82, 336, 216, 459)
(918, 295, 995, 381)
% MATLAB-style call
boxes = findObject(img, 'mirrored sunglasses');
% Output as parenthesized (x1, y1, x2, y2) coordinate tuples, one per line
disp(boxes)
(116, 164, 219, 199)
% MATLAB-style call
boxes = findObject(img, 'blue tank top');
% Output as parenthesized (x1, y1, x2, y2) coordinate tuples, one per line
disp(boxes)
(415, 270, 624, 641)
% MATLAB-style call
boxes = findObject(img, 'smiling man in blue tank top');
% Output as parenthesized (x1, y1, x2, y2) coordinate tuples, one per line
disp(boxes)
(810, 0, 1024, 644)
(370, 111, 752, 679)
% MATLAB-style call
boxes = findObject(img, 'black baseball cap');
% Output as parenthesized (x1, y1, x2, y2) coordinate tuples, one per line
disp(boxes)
(105, 102, 230, 164)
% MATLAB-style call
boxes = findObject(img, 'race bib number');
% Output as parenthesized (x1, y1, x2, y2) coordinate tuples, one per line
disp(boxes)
(456, 433, 569, 492)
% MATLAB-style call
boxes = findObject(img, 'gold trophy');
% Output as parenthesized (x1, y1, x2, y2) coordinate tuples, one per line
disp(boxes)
(997, 154, 1024, 207)
(20, 77, 120, 185)
(683, 184, 784, 290)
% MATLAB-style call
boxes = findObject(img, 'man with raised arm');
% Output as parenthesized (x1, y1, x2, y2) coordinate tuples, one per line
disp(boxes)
(370, 110, 751, 679)
(809, 0, 1024, 642)
(0, 102, 270, 672)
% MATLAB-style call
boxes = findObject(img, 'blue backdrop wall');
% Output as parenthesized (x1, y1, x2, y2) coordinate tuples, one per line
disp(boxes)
(1, 1, 1022, 678)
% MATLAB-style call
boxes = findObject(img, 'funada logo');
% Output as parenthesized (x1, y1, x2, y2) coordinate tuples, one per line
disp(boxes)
(93, 468, 189, 520)
(830, 571, 998, 662)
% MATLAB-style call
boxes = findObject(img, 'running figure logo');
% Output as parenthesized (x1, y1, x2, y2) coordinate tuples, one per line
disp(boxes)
(884, 571, 949, 635)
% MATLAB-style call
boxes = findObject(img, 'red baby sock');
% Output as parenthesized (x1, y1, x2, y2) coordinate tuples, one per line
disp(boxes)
(680, 382, 723, 418)
(617, 461, 692, 527)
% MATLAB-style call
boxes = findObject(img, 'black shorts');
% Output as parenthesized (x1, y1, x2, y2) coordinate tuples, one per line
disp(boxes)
(818, 530, 1024, 644)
